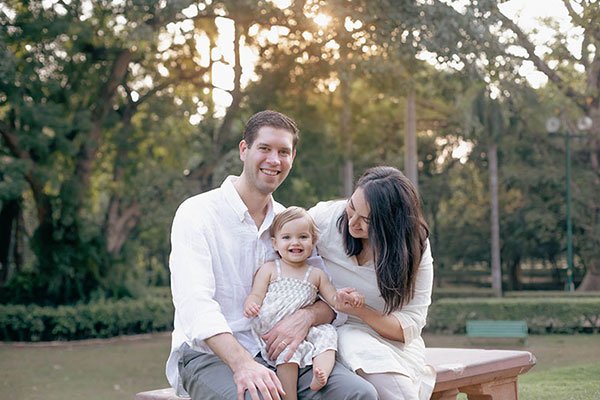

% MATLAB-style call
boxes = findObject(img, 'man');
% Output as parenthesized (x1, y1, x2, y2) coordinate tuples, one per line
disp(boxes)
(167, 110, 377, 400)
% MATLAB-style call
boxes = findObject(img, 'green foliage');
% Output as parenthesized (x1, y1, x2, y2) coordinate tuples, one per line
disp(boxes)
(0, 295, 173, 341)
(432, 287, 497, 301)
(426, 297, 600, 334)
(0, 0, 201, 303)
(1, 0, 598, 310)
(432, 287, 600, 301)
(504, 291, 600, 298)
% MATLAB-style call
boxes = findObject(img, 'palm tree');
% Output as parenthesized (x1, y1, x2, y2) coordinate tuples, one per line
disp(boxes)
(471, 88, 505, 297)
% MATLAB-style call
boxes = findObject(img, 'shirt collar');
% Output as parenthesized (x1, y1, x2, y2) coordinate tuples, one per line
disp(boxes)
(221, 175, 275, 223)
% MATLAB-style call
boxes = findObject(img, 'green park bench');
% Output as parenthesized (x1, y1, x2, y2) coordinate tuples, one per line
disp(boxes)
(466, 320, 529, 344)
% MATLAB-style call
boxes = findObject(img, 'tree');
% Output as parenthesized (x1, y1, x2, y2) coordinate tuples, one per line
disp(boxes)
(468, 88, 508, 296)
(0, 0, 206, 304)
(470, 0, 600, 289)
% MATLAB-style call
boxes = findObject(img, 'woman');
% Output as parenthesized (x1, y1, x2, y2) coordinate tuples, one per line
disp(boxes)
(309, 166, 435, 400)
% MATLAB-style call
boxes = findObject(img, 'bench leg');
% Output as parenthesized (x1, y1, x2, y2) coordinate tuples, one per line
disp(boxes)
(431, 388, 459, 400)
(460, 376, 519, 400)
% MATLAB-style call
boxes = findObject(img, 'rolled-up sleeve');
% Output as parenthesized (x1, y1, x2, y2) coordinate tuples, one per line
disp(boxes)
(170, 203, 231, 346)
(391, 239, 434, 344)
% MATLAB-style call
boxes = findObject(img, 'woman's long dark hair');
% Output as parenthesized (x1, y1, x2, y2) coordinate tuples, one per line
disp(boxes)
(337, 166, 429, 314)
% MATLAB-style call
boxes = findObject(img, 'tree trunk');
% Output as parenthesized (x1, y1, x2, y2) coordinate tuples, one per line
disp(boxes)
(103, 101, 140, 258)
(105, 200, 140, 256)
(339, 68, 353, 197)
(187, 18, 244, 192)
(577, 108, 600, 290)
(74, 50, 131, 207)
(507, 257, 522, 291)
(0, 199, 19, 285)
(405, 87, 418, 190)
(488, 143, 502, 297)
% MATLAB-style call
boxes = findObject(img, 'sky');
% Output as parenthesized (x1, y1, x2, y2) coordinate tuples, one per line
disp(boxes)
(498, 0, 582, 88)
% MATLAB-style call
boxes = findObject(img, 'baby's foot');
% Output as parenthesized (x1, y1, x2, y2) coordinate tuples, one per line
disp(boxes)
(310, 367, 328, 391)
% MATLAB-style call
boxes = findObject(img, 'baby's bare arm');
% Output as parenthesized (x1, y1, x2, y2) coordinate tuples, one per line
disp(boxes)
(314, 270, 364, 309)
(243, 262, 274, 318)
(314, 269, 339, 306)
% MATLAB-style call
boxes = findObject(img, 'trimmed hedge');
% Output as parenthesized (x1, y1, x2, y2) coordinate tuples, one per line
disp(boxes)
(504, 290, 600, 298)
(4, 290, 600, 341)
(432, 287, 600, 301)
(426, 297, 600, 334)
(432, 287, 496, 300)
(0, 296, 174, 342)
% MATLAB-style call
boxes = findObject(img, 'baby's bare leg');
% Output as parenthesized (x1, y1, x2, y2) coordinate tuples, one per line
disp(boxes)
(310, 349, 336, 391)
(277, 363, 299, 400)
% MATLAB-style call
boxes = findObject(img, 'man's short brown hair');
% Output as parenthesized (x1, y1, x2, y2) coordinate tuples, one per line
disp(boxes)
(243, 110, 299, 149)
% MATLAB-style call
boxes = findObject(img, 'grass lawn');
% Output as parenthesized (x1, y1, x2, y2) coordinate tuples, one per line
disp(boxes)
(1, 333, 599, 399)
(0, 334, 171, 400)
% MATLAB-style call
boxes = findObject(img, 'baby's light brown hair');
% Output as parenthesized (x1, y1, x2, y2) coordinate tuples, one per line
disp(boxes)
(269, 206, 319, 244)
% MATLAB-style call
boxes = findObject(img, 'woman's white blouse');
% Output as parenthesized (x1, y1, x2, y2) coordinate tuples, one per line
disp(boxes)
(309, 200, 435, 400)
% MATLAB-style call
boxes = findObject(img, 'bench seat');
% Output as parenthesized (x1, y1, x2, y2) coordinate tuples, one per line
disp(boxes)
(135, 347, 536, 400)
(428, 347, 536, 399)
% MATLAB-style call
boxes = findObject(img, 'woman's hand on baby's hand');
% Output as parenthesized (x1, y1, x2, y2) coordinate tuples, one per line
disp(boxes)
(244, 301, 261, 318)
(335, 288, 364, 310)
(349, 291, 365, 307)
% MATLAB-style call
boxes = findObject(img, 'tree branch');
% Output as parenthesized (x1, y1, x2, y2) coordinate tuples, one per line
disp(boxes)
(561, 0, 585, 27)
(495, 9, 588, 112)
(75, 49, 132, 201)
(214, 19, 245, 148)
(0, 121, 29, 161)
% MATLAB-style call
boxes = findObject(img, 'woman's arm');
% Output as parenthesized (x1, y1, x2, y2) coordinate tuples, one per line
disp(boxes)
(390, 239, 434, 343)
(336, 302, 405, 342)
(339, 240, 434, 343)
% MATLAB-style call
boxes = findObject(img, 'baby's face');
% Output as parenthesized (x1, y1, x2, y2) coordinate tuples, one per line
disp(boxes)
(272, 217, 315, 265)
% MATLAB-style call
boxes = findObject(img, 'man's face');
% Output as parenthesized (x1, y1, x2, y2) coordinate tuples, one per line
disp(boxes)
(239, 126, 296, 195)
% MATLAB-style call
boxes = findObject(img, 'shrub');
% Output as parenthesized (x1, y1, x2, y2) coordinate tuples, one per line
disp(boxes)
(425, 297, 600, 334)
(432, 287, 496, 300)
(504, 290, 600, 298)
(0, 296, 174, 342)
(432, 288, 600, 301)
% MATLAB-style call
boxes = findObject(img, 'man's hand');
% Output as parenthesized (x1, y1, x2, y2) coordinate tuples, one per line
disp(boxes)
(262, 308, 312, 362)
(232, 358, 285, 400)
(205, 333, 285, 400)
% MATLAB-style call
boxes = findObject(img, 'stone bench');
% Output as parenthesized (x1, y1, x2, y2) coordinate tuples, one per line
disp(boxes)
(428, 347, 535, 399)
(135, 347, 536, 400)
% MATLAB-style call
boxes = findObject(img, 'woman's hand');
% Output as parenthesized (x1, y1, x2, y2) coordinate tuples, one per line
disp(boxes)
(335, 287, 365, 310)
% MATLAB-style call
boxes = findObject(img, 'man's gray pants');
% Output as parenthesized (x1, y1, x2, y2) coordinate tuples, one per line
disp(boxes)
(179, 347, 378, 400)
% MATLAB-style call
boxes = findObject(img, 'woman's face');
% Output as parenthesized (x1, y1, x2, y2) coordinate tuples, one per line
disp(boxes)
(346, 187, 371, 239)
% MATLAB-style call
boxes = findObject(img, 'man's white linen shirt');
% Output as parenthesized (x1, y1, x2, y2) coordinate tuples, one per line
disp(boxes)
(166, 176, 283, 392)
